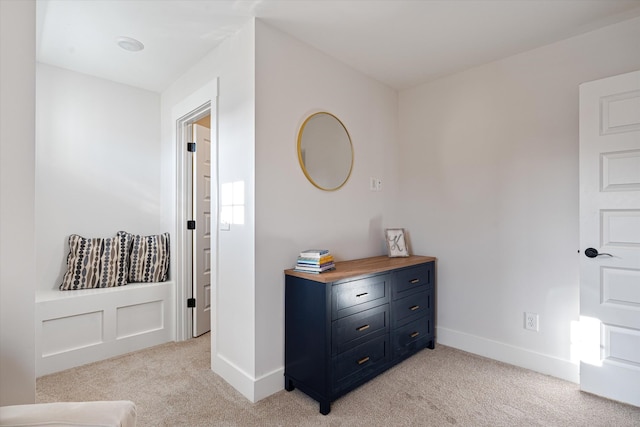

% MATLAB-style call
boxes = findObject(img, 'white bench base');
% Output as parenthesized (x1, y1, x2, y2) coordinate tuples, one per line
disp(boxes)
(36, 282, 175, 377)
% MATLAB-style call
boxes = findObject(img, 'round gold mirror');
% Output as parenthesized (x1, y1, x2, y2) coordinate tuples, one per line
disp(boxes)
(297, 112, 353, 191)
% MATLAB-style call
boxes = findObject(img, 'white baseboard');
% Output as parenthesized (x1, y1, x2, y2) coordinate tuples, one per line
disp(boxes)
(212, 354, 283, 403)
(437, 326, 579, 384)
(254, 367, 285, 401)
(216, 327, 579, 403)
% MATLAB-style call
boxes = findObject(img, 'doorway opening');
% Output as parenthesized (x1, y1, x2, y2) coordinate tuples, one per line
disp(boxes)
(175, 97, 217, 342)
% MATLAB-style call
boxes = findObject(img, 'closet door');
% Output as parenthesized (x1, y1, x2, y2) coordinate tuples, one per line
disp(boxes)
(579, 70, 640, 407)
(193, 123, 212, 337)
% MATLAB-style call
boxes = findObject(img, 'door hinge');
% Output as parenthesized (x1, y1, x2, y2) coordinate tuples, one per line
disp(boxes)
(187, 298, 196, 308)
(187, 220, 196, 230)
(187, 142, 196, 152)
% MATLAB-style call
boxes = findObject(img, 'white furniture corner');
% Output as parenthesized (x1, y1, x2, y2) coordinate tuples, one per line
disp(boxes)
(0, 401, 137, 427)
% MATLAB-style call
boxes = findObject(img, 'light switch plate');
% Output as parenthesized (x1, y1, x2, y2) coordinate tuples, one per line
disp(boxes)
(370, 177, 377, 191)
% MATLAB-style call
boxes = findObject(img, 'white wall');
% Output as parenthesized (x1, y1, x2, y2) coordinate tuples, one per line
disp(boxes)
(160, 19, 399, 402)
(35, 64, 162, 293)
(254, 21, 400, 394)
(160, 20, 257, 399)
(398, 16, 640, 382)
(0, 0, 36, 405)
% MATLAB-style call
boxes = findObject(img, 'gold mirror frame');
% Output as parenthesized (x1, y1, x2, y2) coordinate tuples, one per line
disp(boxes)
(297, 112, 354, 191)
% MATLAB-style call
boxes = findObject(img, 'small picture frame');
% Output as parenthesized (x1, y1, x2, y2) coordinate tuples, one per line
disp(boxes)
(385, 228, 409, 257)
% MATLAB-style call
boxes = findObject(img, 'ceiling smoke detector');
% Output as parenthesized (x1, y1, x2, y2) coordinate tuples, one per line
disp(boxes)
(116, 36, 144, 52)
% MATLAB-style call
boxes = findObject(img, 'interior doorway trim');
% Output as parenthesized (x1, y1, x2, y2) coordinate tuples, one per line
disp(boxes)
(172, 79, 218, 342)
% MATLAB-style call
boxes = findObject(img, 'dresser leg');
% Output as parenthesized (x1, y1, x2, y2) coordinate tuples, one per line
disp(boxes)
(284, 377, 295, 392)
(427, 340, 435, 349)
(319, 401, 330, 415)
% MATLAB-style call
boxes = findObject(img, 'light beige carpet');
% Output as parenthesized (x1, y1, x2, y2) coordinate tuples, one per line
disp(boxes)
(37, 334, 640, 426)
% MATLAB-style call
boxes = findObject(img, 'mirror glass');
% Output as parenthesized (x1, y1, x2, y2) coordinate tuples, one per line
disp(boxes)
(297, 112, 353, 191)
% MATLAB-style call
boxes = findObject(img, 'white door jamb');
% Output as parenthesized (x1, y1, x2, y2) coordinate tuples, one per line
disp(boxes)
(172, 79, 218, 342)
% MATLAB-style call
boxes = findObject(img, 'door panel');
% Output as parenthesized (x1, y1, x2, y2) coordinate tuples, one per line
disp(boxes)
(601, 210, 640, 247)
(601, 267, 640, 307)
(193, 123, 211, 337)
(601, 149, 640, 191)
(579, 70, 640, 407)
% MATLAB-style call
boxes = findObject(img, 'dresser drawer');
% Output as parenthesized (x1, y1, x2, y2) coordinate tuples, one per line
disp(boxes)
(333, 274, 390, 319)
(392, 290, 430, 327)
(392, 264, 430, 300)
(392, 316, 431, 354)
(333, 304, 389, 355)
(333, 335, 389, 391)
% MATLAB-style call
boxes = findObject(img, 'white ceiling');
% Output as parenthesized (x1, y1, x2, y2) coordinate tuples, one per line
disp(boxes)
(36, 0, 640, 93)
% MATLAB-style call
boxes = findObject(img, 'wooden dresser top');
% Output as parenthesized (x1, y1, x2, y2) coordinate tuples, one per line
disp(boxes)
(284, 255, 436, 283)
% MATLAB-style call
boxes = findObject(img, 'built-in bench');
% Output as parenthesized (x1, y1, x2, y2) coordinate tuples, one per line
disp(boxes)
(35, 281, 174, 377)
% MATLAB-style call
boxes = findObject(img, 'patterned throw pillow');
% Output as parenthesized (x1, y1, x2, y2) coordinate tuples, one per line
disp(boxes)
(128, 232, 170, 283)
(97, 231, 132, 288)
(59, 235, 103, 290)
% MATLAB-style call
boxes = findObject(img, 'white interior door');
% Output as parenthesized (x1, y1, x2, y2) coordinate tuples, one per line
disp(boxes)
(579, 70, 640, 407)
(193, 123, 211, 337)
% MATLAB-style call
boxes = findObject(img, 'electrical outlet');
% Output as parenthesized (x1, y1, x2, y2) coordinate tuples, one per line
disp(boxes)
(525, 312, 539, 331)
(376, 178, 382, 191)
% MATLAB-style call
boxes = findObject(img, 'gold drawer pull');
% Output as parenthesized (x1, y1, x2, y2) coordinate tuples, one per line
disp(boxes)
(357, 356, 370, 365)
(410, 279, 420, 284)
(356, 292, 368, 298)
(356, 324, 370, 332)
(410, 305, 420, 311)
(410, 331, 420, 338)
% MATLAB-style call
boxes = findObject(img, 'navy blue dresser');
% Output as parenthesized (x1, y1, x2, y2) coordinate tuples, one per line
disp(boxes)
(284, 255, 436, 414)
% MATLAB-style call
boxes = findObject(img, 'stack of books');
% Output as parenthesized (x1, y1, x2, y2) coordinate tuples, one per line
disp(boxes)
(294, 249, 335, 274)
